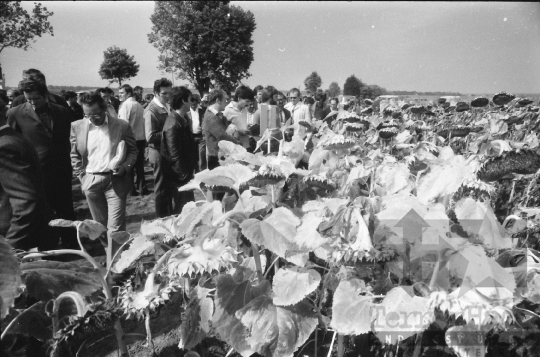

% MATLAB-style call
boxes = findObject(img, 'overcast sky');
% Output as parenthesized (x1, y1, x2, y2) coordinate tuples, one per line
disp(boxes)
(1, 1, 539, 94)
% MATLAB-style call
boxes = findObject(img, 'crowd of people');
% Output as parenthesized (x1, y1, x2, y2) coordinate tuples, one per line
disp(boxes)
(0, 68, 353, 252)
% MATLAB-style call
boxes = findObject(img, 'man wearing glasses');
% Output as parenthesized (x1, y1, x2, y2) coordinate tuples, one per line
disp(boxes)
(144, 78, 172, 212)
(70, 92, 138, 247)
(285, 88, 311, 124)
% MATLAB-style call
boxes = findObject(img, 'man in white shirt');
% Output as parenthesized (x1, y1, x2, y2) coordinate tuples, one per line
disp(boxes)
(118, 84, 149, 196)
(70, 92, 138, 246)
(186, 94, 207, 171)
(223, 85, 255, 149)
(284, 88, 311, 124)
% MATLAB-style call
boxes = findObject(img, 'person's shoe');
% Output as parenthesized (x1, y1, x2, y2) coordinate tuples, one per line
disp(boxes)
(130, 188, 140, 196)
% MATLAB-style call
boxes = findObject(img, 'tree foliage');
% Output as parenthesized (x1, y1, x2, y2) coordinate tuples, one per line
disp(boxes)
(98, 46, 140, 86)
(343, 74, 365, 97)
(328, 81, 341, 98)
(361, 84, 387, 99)
(0, 1, 54, 54)
(148, 1, 256, 94)
(303, 71, 322, 94)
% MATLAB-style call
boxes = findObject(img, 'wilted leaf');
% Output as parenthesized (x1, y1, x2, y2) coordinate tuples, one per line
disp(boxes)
(140, 216, 176, 242)
(21, 260, 102, 300)
(455, 198, 514, 250)
(236, 295, 318, 357)
(212, 273, 271, 357)
(49, 219, 75, 228)
(0, 238, 22, 319)
(77, 220, 107, 240)
(272, 267, 321, 306)
(195, 164, 255, 192)
(179, 286, 214, 350)
(330, 279, 372, 335)
(372, 286, 434, 343)
(2, 301, 51, 341)
(294, 212, 328, 250)
(173, 201, 222, 238)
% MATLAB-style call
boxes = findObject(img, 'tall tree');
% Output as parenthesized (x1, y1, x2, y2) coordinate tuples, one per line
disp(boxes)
(304, 71, 322, 94)
(362, 84, 387, 99)
(98, 46, 140, 86)
(328, 82, 341, 98)
(148, 1, 256, 94)
(343, 75, 365, 97)
(0, 1, 54, 54)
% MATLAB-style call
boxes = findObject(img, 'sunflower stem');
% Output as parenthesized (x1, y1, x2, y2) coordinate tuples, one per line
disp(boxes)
(251, 243, 264, 283)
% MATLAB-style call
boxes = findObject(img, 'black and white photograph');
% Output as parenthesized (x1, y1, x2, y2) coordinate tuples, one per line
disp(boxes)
(0, 2, 539, 357)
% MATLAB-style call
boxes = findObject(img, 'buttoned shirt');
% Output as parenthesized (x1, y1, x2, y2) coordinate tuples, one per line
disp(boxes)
(86, 115, 112, 173)
(288, 101, 311, 123)
(118, 97, 145, 141)
(190, 107, 201, 134)
(223, 101, 250, 147)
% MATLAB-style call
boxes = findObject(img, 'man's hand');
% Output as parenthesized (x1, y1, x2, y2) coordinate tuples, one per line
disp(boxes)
(112, 166, 126, 177)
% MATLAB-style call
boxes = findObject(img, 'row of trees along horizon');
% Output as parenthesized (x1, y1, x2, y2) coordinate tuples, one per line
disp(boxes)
(1, 1, 470, 100)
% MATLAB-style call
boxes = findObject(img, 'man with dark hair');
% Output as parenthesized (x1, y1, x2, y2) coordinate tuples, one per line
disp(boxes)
(96, 88, 117, 115)
(143, 93, 153, 109)
(223, 85, 255, 149)
(202, 89, 239, 171)
(322, 97, 339, 125)
(0, 97, 57, 251)
(186, 93, 207, 171)
(145, 78, 172, 213)
(276, 92, 291, 125)
(7, 78, 78, 249)
(71, 92, 138, 245)
(133, 86, 144, 104)
(10, 69, 70, 110)
(285, 87, 311, 123)
(63, 90, 84, 121)
(7, 89, 21, 106)
(159, 86, 197, 216)
(118, 84, 148, 196)
(253, 85, 264, 104)
(106, 87, 120, 113)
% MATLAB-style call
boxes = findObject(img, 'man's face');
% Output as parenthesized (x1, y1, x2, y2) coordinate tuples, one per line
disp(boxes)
(247, 102, 255, 113)
(190, 98, 199, 110)
(7, 90, 15, 102)
(24, 91, 48, 111)
(330, 99, 338, 111)
(83, 102, 107, 127)
(69, 97, 77, 106)
(155, 86, 172, 105)
(289, 92, 300, 105)
(256, 90, 263, 103)
(276, 95, 286, 110)
(218, 94, 230, 112)
(237, 98, 252, 111)
(118, 88, 129, 102)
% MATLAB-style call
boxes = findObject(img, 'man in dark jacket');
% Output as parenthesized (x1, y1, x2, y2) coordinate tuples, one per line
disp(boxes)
(322, 97, 339, 125)
(0, 97, 56, 251)
(63, 90, 84, 121)
(159, 86, 197, 217)
(10, 69, 71, 111)
(6, 78, 78, 249)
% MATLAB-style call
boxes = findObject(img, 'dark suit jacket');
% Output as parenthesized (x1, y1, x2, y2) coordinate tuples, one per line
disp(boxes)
(185, 107, 206, 135)
(202, 109, 239, 158)
(322, 107, 338, 125)
(70, 114, 139, 198)
(0, 125, 56, 251)
(11, 92, 70, 111)
(6, 102, 73, 187)
(161, 111, 198, 184)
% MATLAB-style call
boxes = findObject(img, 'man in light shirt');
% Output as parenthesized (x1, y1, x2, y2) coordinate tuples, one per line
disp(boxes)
(285, 88, 311, 124)
(186, 93, 207, 171)
(118, 84, 149, 196)
(70, 92, 138, 245)
(144, 78, 172, 211)
(223, 85, 255, 149)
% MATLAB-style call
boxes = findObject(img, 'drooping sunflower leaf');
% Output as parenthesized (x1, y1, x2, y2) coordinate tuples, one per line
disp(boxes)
(272, 267, 321, 306)
(294, 211, 328, 250)
(0, 237, 22, 319)
(195, 164, 255, 192)
(372, 286, 434, 344)
(179, 286, 214, 350)
(236, 295, 318, 357)
(240, 207, 301, 263)
(173, 201, 222, 238)
(2, 301, 51, 341)
(212, 273, 271, 357)
(330, 278, 373, 335)
(140, 216, 176, 242)
(21, 260, 102, 301)
(49, 219, 107, 240)
(112, 234, 156, 274)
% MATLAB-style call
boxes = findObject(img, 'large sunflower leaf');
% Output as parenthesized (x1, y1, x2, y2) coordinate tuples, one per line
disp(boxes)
(140, 216, 175, 242)
(212, 272, 271, 357)
(294, 211, 328, 250)
(372, 286, 434, 344)
(330, 278, 373, 335)
(195, 164, 255, 191)
(272, 267, 321, 306)
(240, 207, 301, 262)
(49, 219, 107, 240)
(112, 234, 156, 274)
(173, 201, 222, 238)
(2, 301, 51, 341)
(21, 260, 102, 301)
(179, 286, 214, 350)
(236, 295, 318, 357)
(455, 198, 513, 250)
(0, 237, 22, 318)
